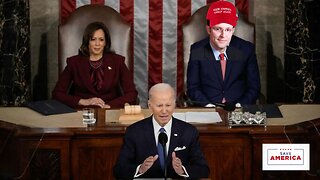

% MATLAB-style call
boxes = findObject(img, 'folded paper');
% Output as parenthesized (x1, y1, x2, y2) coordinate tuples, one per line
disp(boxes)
(174, 146, 186, 151)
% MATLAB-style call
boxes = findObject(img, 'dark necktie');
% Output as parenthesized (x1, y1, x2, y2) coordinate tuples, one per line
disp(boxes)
(220, 53, 226, 103)
(157, 128, 166, 170)
(219, 53, 226, 80)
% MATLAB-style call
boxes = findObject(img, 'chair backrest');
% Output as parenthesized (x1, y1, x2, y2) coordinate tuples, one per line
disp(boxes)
(58, 5, 131, 72)
(182, 5, 255, 87)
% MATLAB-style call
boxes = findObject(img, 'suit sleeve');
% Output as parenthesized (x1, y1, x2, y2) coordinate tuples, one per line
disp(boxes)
(113, 126, 141, 179)
(107, 58, 138, 108)
(186, 45, 211, 106)
(236, 45, 261, 104)
(52, 58, 82, 108)
(183, 126, 210, 178)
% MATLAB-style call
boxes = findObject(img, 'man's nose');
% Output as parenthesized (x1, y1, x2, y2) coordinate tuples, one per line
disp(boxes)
(161, 107, 167, 113)
(220, 30, 225, 36)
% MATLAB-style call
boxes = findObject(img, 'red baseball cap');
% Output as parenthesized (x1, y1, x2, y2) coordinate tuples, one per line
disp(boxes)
(206, 1, 238, 27)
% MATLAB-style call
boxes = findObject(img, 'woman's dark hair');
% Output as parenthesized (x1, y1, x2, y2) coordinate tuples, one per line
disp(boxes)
(79, 22, 112, 56)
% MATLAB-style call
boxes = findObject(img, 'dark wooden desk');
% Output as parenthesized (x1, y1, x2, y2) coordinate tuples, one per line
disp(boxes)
(0, 107, 319, 180)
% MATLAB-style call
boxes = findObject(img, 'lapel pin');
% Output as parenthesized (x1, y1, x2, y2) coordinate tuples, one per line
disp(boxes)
(108, 66, 112, 70)
(174, 134, 178, 137)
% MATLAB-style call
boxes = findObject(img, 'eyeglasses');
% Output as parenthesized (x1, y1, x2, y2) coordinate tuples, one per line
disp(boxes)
(211, 27, 234, 34)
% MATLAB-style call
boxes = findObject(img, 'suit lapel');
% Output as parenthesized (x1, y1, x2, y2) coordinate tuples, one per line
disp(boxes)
(145, 116, 163, 170)
(78, 56, 98, 94)
(145, 116, 158, 153)
(167, 118, 181, 166)
(204, 43, 224, 84)
(100, 53, 116, 92)
(225, 45, 241, 83)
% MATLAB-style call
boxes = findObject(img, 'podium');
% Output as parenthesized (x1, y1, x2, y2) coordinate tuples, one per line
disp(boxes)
(0, 105, 320, 179)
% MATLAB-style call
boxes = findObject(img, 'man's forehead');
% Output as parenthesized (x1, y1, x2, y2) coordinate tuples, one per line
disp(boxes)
(212, 23, 234, 28)
(150, 98, 175, 105)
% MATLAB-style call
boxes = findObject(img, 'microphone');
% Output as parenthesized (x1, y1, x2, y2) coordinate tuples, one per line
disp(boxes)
(181, 98, 236, 111)
(158, 132, 168, 145)
(177, 93, 236, 111)
(213, 102, 236, 111)
(158, 132, 168, 178)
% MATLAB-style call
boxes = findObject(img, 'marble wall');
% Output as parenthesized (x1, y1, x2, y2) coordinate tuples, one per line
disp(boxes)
(0, 0, 31, 106)
(284, 0, 320, 103)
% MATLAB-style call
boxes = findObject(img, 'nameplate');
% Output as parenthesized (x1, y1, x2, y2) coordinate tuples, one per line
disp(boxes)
(262, 144, 310, 170)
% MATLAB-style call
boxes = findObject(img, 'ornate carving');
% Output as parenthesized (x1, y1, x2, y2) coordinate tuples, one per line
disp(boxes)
(29, 149, 61, 179)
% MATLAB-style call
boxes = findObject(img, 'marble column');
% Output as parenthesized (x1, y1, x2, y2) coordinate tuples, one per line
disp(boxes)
(0, 0, 31, 106)
(284, 0, 319, 103)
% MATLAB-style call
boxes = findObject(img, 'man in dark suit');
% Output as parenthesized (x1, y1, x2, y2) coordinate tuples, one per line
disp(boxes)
(187, 1, 261, 107)
(113, 83, 209, 179)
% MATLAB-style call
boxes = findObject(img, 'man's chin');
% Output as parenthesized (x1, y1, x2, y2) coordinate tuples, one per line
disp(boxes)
(217, 44, 228, 49)
(157, 117, 170, 123)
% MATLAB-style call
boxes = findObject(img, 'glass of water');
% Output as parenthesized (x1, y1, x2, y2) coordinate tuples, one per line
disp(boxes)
(82, 108, 96, 125)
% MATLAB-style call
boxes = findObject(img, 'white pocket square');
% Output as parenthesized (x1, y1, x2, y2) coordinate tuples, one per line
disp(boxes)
(174, 146, 186, 151)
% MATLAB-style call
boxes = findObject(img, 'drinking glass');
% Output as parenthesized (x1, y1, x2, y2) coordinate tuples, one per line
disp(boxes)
(82, 108, 96, 125)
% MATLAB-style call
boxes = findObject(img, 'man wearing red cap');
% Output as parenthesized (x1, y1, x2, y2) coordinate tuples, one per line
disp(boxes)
(187, 0, 261, 107)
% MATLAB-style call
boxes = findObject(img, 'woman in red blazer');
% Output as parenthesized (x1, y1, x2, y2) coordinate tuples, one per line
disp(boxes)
(52, 22, 138, 108)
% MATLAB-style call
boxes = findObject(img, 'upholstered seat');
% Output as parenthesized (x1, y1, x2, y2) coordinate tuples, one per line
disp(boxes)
(58, 5, 131, 72)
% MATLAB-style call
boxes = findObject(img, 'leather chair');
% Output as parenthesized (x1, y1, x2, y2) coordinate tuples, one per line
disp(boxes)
(58, 5, 131, 72)
(179, 5, 264, 106)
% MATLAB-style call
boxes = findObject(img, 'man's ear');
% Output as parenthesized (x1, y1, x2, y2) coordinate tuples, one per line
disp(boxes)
(232, 27, 236, 34)
(206, 25, 211, 35)
(148, 100, 151, 109)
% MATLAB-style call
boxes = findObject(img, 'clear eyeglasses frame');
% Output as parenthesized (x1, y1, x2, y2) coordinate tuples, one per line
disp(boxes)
(211, 26, 234, 34)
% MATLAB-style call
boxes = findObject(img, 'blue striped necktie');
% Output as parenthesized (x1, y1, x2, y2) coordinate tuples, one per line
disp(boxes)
(157, 128, 166, 170)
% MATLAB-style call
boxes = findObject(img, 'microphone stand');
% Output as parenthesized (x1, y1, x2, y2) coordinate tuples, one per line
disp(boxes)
(182, 97, 236, 111)
(162, 144, 167, 179)
(158, 131, 168, 179)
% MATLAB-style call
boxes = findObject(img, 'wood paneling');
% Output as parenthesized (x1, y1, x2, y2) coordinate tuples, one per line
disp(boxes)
(0, 109, 319, 180)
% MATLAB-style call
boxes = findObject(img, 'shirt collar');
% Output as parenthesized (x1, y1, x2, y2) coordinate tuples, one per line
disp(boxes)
(209, 43, 228, 61)
(152, 116, 172, 153)
(152, 116, 172, 134)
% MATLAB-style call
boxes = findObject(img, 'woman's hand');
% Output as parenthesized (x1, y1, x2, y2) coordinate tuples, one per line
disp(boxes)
(79, 97, 106, 108)
(102, 104, 111, 109)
